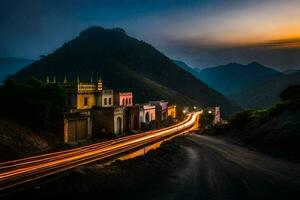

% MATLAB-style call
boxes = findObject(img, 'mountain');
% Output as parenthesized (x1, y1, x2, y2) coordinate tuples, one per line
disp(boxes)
(197, 62, 283, 95)
(282, 69, 299, 75)
(0, 57, 34, 83)
(230, 71, 300, 109)
(172, 60, 201, 79)
(14, 26, 240, 116)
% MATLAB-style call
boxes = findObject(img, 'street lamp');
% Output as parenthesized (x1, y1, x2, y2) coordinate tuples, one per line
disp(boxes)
(193, 106, 197, 110)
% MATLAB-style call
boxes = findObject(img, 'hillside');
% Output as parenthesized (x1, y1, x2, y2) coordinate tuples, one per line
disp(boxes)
(231, 71, 300, 109)
(202, 98, 300, 161)
(197, 62, 282, 95)
(0, 57, 34, 83)
(172, 60, 201, 79)
(14, 26, 240, 116)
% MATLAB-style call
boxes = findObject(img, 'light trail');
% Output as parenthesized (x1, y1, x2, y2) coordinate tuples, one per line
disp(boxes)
(0, 111, 201, 192)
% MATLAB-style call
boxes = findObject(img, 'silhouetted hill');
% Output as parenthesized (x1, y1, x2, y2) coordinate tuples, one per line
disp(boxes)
(231, 71, 300, 109)
(0, 57, 34, 83)
(198, 62, 282, 95)
(14, 26, 240, 116)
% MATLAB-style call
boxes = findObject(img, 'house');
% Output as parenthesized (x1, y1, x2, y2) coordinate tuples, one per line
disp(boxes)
(63, 111, 92, 143)
(207, 106, 221, 125)
(114, 92, 133, 107)
(139, 104, 156, 123)
(149, 100, 168, 121)
(125, 105, 140, 131)
(167, 104, 177, 118)
(91, 106, 125, 136)
(62, 77, 102, 111)
(97, 90, 114, 107)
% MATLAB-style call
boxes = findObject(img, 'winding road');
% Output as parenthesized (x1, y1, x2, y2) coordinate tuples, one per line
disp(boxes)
(144, 134, 300, 200)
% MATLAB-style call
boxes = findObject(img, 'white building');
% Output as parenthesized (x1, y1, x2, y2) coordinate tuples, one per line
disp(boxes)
(138, 104, 156, 123)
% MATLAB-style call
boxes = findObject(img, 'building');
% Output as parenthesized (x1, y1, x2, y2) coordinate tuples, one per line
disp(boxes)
(97, 90, 114, 107)
(213, 107, 221, 125)
(207, 106, 221, 125)
(92, 106, 125, 136)
(125, 105, 140, 131)
(62, 77, 103, 110)
(149, 100, 168, 121)
(167, 104, 177, 118)
(139, 104, 156, 123)
(63, 112, 92, 143)
(114, 92, 133, 107)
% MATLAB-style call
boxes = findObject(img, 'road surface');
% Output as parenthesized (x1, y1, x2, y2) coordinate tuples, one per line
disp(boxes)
(0, 112, 201, 193)
(143, 134, 300, 200)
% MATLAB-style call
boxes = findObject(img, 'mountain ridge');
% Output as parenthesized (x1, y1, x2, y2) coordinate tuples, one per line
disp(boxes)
(0, 57, 34, 83)
(197, 62, 283, 95)
(230, 71, 300, 109)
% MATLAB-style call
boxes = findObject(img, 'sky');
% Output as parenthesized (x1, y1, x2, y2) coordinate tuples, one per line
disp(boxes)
(1, 0, 300, 70)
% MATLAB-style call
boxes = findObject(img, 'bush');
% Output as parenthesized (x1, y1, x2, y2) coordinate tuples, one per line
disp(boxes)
(280, 85, 300, 102)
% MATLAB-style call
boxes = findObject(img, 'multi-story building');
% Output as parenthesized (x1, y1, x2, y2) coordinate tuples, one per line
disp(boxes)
(47, 77, 123, 143)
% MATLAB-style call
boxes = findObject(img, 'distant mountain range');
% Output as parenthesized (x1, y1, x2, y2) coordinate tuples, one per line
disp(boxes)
(174, 60, 300, 109)
(14, 26, 240, 116)
(0, 57, 34, 83)
(230, 71, 300, 109)
(196, 62, 283, 96)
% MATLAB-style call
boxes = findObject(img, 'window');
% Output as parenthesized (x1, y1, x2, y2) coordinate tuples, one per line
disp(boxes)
(68, 97, 71, 106)
(129, 98, 131, 104)
(104, 98, 107, 105)
(122, 99, 125, 105)
(126, 98, 128, 105)
(109, 97, 112, 105)
(84, 97, 88, 106)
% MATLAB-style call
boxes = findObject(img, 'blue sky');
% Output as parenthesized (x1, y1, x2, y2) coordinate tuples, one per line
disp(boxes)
(1, 0, 300, 69)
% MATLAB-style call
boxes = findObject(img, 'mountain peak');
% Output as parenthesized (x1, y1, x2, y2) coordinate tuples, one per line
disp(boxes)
(247, 61, 264, 67)
(79, 26, 105, 37)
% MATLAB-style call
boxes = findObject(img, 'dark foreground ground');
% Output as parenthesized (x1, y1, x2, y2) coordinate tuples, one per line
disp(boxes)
(3, 134, 300, 200)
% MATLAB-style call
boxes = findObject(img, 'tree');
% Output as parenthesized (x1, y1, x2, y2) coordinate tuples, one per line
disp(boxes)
(280, 85, 300, 102)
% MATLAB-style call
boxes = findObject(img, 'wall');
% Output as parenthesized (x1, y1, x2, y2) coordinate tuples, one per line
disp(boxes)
(77, 93, 96, 109)
(167, 105, 177, 118)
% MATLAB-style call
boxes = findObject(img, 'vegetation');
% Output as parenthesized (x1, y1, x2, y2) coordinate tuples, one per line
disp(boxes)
(0, 78, 65, 133)
(231, 71, 300, 109)
(201, 86, 300, 161)
(280, 85, 300, 102)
